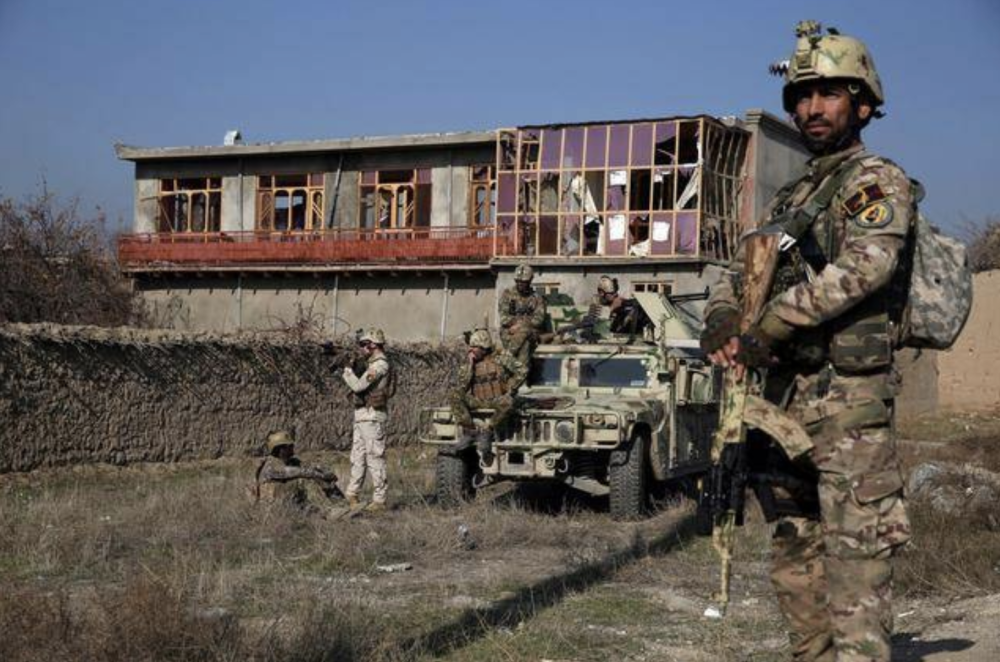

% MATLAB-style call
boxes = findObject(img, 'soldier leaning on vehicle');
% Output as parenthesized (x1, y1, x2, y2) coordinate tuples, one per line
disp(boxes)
(498, 263, 547, 363)
(449, 328, 527, 466)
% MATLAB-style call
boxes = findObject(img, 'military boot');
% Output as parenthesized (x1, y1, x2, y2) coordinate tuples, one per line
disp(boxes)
(347, 494, 362, 511)
(452, 427, 476, 454)
(476, 429, 496, 467)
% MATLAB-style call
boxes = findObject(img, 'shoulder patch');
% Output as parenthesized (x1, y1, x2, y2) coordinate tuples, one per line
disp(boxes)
(853, 201, 894, 229)
(842, 183, 887, 217)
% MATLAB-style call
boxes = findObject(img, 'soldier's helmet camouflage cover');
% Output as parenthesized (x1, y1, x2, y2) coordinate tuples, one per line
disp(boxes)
(597, 275, 618, 295)
(514, 264, 534, 282)
(777, 20, 884, 113)
(267, 430, 295, 453)
(467, 328, 494, 350)
(358, 328, 386, 346)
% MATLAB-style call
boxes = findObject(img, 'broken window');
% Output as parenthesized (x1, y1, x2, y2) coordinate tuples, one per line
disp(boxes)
(493, 116, 748, 260)
(157, 177, 222, 233)
(632, 280, 673, 296)
(257, 174, 324, 232)
(358, 169, 432, 232)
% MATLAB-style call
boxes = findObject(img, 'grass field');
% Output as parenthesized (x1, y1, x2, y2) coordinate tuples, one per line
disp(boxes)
(2, 415, 999, 662)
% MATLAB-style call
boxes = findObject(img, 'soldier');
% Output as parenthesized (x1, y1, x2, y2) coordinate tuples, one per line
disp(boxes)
(701, 21, 912, 661)
(595, 275, 647, 336)
(341, 328, 393, 512)
(450, 328, 527, 465)
(254, 430, 344, 515)
(498, 263, 547, 363)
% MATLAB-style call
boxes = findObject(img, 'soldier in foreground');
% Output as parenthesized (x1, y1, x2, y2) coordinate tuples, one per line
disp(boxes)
(341, 328, 393, 511)
(498, 263, 547, 363)
(449, 328, 527, 465)
(254, 430, 344, 515)
(701, 22, 912, 661)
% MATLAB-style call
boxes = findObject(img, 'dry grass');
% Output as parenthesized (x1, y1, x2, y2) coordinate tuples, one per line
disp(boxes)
(0, 449, 661, 662)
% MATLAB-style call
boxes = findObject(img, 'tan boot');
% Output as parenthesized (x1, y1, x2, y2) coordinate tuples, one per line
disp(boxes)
(347, 495, 361, 510)
(366, 501, 387, 513)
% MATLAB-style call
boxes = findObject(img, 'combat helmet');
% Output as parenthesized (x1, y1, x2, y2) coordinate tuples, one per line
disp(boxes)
(267, 430, 295, 453)
(513, 263, 534, 282)
(775, 20, 884, 114)
(597, 275, 619, 295)
(358, 328, 386, 346)
(466, 328, 494, 350)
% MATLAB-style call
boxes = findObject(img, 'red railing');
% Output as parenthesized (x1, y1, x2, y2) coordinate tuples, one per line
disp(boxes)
(118, 227, 505, 269)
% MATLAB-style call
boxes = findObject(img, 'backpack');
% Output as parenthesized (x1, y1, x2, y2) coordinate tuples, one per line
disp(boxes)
(898, 206, 974, 350)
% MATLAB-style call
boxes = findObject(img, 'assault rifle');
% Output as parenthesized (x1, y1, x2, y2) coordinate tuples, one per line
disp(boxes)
(697, 226, 814, 618)
(321, 335, 367, 377)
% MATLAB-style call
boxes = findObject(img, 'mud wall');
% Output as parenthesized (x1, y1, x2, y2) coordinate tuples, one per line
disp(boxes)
(938, 270, 1000, 412)
(0, 324, 463, 473)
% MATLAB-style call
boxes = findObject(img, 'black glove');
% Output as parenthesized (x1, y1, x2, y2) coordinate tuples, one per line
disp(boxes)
(700, 308, 740, 354)
(736, 327, 777, 368)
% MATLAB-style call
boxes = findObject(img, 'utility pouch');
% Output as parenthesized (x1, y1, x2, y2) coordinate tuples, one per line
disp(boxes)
(830, 313, 892, 374)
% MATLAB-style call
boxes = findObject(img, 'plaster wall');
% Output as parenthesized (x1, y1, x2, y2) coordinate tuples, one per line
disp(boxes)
(137, 272, 495, 342)
(938, 270, 1000, 412)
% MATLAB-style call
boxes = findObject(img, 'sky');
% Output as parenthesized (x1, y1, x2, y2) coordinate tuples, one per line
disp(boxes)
(1, 0, 998, 234)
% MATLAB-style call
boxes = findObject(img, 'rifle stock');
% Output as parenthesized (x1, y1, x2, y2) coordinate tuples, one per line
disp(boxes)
(703, 227, 782, 616)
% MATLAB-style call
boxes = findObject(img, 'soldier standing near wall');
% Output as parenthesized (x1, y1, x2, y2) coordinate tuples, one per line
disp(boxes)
(341, 328, 393, 512)
(254, 430, 344, 515)
(701, 21, 912, 661)
(499, 263, 547, 363)
(450, 328, 527, 465)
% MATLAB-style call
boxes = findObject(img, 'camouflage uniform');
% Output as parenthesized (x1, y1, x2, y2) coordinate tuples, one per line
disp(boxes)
(498, 286, 546, 363)
(450, 349, 527, 433)
(255, 455, 341, 515)
(342, 349, 392, 505)
(706, 143, 913, 661)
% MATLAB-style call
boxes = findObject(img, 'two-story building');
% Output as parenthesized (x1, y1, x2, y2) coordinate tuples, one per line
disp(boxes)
(116, 109, 808, 340)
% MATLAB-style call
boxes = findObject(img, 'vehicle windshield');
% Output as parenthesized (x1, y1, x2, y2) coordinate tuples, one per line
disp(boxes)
(579, 357, 648, 388)
(529, 357, 562, 386)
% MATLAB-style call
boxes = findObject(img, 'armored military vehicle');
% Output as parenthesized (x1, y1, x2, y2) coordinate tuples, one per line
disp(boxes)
(420, 292, 720, 519)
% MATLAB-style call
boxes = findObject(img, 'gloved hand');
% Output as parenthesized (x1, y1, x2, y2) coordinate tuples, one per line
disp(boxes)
(700, 308, 740, 354)
(735, 328, 776, 368)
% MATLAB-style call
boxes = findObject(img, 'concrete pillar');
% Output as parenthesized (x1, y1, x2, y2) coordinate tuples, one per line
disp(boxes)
(240, 174, 257, 231)
(134, 179, 158, 234)
(431, 164, 452, 227)
(221, 176, 242, 232)
(450, 164, 470, 227)
(332, 171, 359, 229)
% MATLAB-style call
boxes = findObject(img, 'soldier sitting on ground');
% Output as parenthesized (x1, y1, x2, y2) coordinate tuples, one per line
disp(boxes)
(449, 328, 527, 465)
(253, 430, 344, 515)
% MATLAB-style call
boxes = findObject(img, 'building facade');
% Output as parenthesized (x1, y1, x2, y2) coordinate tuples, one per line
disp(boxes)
(116, 109, 808, 340)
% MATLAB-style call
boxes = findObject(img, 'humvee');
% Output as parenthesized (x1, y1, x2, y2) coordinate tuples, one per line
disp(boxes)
(420, 292, 720, 519)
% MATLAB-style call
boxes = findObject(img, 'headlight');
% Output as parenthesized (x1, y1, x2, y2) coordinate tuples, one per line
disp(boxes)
(554, 421, 576, 443)
(584, 413, 617, 428)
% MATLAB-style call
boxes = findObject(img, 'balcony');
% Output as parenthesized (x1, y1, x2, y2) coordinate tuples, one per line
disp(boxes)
(117, 228, 502, 272)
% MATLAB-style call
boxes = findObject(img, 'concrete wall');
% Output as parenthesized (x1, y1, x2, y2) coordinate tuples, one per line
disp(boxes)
(743, 110, 810, 225)
(938, 270, 1000, 412)
(0, 324, 464, 473)
(138, 272, 495, 342)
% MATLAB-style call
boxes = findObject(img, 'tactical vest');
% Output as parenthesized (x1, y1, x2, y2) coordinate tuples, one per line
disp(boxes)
(254, 459, 301, 504)
(354, 357, 393, 410)
(471, 356, 507, 401)
(765, 153, 906, 374)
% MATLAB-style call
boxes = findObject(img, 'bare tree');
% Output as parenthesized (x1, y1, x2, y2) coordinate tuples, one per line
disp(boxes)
(964, 215, 1000, 273)
(0, 187, 144, 326)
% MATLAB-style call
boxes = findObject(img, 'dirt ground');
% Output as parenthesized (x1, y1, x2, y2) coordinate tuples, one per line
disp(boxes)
(2, 415, 999, 661)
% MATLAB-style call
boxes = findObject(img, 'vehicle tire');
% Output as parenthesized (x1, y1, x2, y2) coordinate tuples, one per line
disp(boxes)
(609, 434, 648, 520)
(435, 451, 476, 508)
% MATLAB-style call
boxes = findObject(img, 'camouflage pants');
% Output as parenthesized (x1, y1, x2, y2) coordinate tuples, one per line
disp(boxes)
(500, 326, 536, 365)
(449, 391, 515, 431)
(258, 480, 341, 517)
(770, 369, 911, 662)
(345, 418, 388, 504)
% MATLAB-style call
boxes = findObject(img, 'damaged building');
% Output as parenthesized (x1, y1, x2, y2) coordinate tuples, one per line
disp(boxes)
(116, 110, 808, 340)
